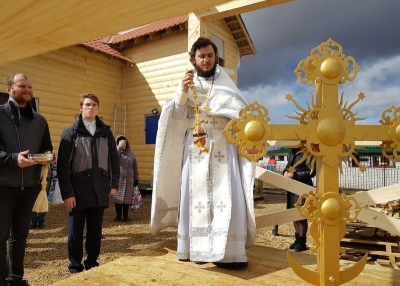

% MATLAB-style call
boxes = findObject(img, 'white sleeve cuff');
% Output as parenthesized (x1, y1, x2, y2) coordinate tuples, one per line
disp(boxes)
(175, 88, 188, 106)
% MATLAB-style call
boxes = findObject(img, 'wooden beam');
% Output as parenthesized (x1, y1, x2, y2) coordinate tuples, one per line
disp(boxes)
(149, 31, 162, 39)
(0, 0, 228, 66)
(358, 208, 400, 236)
(256, 166, 314, 196)
(230, 28, 243, 34)
(256, 208, 303, 229)
(197, 0, 295, 21)
(351, 184, 400, 207)
(134, 36, 146, 44)
(225, 19, 239, 25)
(235, 36, 247, 42)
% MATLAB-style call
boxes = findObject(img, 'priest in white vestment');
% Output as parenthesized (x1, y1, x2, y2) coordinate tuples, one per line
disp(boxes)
(151, 37, 256, 269)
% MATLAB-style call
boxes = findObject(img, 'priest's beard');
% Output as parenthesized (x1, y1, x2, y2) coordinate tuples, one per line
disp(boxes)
(194, 62, 217, 78)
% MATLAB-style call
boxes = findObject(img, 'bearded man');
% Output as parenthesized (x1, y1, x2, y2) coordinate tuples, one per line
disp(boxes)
(151, 37, 256, 269)
(0, 74, 53, 285)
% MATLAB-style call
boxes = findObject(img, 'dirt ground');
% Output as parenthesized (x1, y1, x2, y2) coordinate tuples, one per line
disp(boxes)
(24, 190, 298, 286)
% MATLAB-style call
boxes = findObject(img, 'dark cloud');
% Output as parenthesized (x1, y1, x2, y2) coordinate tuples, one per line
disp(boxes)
(238, 0, 400, 89)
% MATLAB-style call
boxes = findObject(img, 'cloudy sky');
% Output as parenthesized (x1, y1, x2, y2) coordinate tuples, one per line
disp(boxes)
(237, 0, 400, 124)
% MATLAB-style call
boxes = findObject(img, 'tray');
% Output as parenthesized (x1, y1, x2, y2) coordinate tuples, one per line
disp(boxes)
(28, 153, 54, 163)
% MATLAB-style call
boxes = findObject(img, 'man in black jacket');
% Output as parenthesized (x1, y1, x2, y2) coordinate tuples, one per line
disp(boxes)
(57, 93, 120, 274)
(283, 148, 316, 252)
(0, 74, 53, 286)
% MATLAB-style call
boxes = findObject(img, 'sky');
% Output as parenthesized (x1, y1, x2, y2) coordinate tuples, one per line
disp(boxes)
(237, 0, 400, 124)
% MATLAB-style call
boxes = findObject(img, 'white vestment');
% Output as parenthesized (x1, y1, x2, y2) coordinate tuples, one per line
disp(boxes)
(150, 66, 256, 262)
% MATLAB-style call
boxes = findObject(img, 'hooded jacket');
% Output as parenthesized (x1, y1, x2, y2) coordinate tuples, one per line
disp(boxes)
(0, 98, 53, 188)
(57, 115, 120, 210)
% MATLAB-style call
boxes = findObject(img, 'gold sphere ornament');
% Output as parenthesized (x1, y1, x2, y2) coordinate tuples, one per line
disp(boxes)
(321, 198, 342, 220)
(396, 124, 400, 141)
(320, 58, 341, 79)
(317, 118, 345, 146)
(244, 120, 265, 142)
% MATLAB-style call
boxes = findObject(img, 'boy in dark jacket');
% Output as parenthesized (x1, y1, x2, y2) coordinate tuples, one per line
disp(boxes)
(57, 93, 120, 273)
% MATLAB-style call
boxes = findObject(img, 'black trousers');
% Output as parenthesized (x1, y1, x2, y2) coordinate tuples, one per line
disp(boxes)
(67, 207, 104, 273)
(0, 185, 41, 282)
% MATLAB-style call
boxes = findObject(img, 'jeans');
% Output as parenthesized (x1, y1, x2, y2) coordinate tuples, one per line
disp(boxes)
(31, 212, 46, 224)
(67, 207, 104, 273)
(0, 185, 41, 282)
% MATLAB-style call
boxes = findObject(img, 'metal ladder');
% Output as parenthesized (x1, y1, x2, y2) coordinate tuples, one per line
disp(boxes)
(113, 103, 126, 135)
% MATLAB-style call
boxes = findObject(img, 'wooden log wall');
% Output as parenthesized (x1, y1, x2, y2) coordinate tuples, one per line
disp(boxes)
(121, 32, 188, 182)
(208, 19, 240, 85)
(0, 46, 123, 154)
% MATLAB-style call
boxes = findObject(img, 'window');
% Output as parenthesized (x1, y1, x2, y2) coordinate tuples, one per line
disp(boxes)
(0, 92, 8, 105)
(145, 114, 160, 144)
(211, 35, 225, 67)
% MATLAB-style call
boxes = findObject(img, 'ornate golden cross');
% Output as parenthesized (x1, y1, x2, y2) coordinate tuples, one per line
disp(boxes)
(223, 38, 400, 285)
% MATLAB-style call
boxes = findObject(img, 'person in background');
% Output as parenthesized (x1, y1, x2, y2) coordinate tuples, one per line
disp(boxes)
(57, 93, 120, 274)
(0, 74, 53, 286)
(110, 135, 139, 222)
(283, 147, 316, 252)
(267, 156, 277, 171)
(151, 37, 256, 270)
(30, 156, 57, 229)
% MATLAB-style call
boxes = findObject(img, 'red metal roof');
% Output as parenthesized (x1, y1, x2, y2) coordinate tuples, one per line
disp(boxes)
(80, 38, 132, 63)
(80, 14, 254, 62)
(108, 15, 188, 44)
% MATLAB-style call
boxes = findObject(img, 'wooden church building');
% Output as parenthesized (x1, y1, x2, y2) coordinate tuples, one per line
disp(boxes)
(0, 13, 256, 183)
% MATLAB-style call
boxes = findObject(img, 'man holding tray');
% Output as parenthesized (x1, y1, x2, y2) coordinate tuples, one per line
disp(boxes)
(0, 74, 53, 286)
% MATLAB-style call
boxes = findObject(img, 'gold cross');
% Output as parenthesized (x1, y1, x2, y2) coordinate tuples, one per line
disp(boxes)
(203, 105, 212, 116)
(223, 38, 400, 285)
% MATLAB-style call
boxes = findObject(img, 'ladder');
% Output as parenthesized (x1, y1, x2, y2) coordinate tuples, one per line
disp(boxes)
(113, 103, 127, 135)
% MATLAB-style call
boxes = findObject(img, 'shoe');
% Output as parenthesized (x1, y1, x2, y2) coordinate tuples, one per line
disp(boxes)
(123, 218, 129, 222)
(69, 264, 84, 274)
(37, 222, 45, 229)
(29, 222, 37, 229)
(289, 233, 299, 250)
(8, 279, 30, 286)
(213, 262, 248, 270)
(294, 236, 308, 252)
(272, 225, 279, 236)
(113, 217, 122, 222)
(179, 259, 190, 262)
(84, 260, 99, 271)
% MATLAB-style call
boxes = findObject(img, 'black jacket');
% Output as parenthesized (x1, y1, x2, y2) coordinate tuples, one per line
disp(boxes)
(283, 148, 316, 186)
(0, 98, 53, 188)
(284, 148, 316, 209)
(57, 115, 120, 210)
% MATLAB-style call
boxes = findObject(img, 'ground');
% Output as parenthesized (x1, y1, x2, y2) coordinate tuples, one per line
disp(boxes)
(25, 191, 299, 286)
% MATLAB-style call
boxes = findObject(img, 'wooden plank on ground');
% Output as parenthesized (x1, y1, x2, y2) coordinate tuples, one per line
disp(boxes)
(357, 207, 400, 236)
(352, 185, 400, 207)
(255, 166, 314, 195)
(256, 208, 303, 229)
(52, 239, 400, 286)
